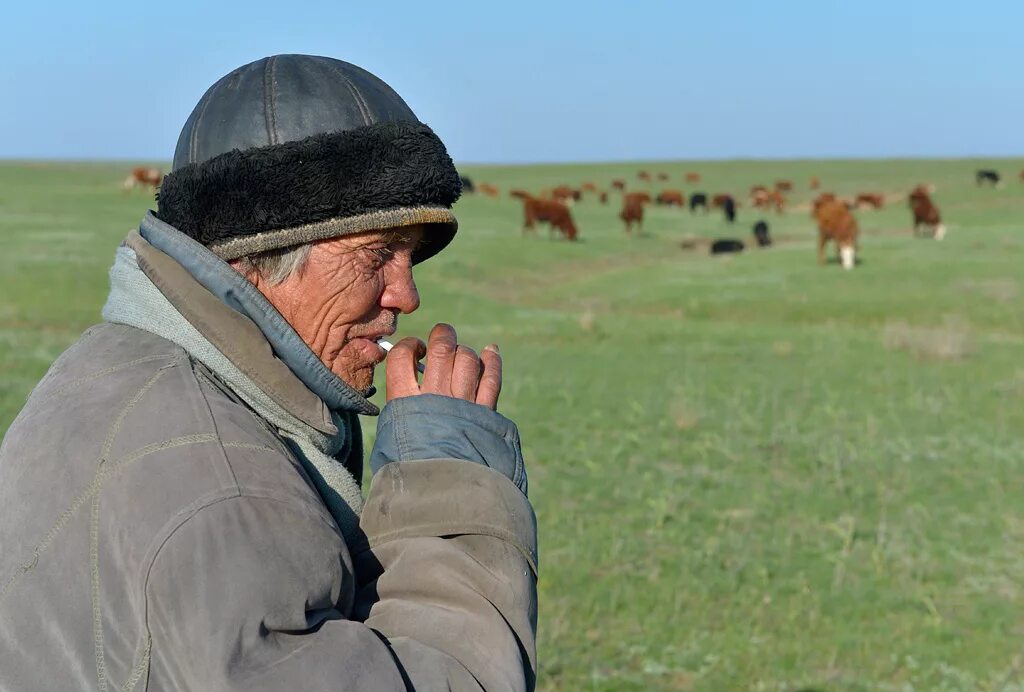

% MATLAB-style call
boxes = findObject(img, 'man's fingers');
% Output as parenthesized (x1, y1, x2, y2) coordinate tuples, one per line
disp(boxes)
(476, 344, 502, 410)
(421, 323, 457, 395)
(450, 346, 481, 401)
(385, 337, 426, 401)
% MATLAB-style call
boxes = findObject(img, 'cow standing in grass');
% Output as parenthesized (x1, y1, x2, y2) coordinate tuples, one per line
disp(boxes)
(712, 194, 736, 223)
(815, 199, 859, 269)
(752, 220, 771, 247)
(751, 187, 771, 209)
(689, 193, 708, 213)
(656, 190, 685, 206)
(976, 169, 1001, 187)
(620, 192, 651, 234)
(854, 193, 885, 209)
(519, 194, 578, 240)
(766, 190, 786, 215)
(909, 186, 945, 240)
(549, 185, 580, 204)
(122, 167, 163, 192)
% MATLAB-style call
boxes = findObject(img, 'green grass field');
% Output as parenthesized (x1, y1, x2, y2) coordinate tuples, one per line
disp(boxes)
(2, 158, 1023, 690)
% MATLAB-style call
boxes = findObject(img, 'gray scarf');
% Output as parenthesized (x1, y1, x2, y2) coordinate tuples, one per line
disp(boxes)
(102, 240, 366, 545)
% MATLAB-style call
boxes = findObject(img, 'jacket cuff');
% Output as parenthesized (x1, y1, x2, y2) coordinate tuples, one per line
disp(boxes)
(369, 394, 527, 495)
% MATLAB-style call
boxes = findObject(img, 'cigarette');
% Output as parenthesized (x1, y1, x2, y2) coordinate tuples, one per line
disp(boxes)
(376, 339, 425, 373)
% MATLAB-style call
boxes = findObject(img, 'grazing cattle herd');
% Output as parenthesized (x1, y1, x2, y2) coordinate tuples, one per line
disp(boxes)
(122, 165, 1017, 271)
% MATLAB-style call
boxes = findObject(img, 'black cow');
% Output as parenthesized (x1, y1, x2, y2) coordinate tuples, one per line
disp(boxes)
(710, 239, 744, 254)
(459, 175, 476, 193)
(753, 220, 771, 247)
(690, 192, 708, 213)
(976, 169, 1000, 186)
(722, 198, 736, 223)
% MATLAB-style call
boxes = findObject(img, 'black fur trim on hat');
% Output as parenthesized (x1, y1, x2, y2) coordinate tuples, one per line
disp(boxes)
(156, 121, 462, 246)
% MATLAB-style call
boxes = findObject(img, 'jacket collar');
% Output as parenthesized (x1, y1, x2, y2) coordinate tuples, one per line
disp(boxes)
(128, 213, 379, 434)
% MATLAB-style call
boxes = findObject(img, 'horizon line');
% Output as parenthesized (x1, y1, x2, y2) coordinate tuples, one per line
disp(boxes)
(2, 153, 1023, 167)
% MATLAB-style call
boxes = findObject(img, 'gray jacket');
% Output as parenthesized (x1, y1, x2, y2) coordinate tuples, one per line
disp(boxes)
(0, 232, 538, 690)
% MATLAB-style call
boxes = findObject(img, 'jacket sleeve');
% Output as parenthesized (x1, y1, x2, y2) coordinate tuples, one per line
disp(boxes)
(355, 460, 538, 691)
(145, 410, 538, 691)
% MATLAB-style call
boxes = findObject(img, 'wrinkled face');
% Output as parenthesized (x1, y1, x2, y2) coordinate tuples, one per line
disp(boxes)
(240, 225, 424, 392)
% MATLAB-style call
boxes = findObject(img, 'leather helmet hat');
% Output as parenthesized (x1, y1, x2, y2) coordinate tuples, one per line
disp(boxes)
(156, 54, 461, 264)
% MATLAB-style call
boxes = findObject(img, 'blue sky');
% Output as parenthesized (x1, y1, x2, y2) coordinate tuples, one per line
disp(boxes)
(2, 0, 1021, 163)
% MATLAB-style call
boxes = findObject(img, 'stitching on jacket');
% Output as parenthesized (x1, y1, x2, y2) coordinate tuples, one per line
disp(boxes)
(92, 364, 177, 692)
(396, 411, 409, 461)
(119, 633, 151, 691)
(222, 441, 280, 454)
(34, 354, 175, 404)
(0, 434, 217, 610)
(189, 360, 243, 492)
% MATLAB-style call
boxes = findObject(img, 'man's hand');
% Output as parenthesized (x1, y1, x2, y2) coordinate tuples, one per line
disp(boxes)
(385, 324, 502, 410)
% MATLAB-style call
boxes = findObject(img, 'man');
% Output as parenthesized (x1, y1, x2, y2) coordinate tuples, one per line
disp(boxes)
(0, 55, 537, 690)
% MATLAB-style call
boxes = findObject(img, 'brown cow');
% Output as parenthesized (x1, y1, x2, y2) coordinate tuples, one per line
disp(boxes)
(908, 186, 945, 240)
(581, 182, 598, 193)
(685, 172, 701, 184)
(611, 179, 626, 191)
(812, 192, 855, 215)
(656, 172, 669, 181)
(549, 185, 581, 203)
(520, 195, 578, 240)
(509, 189, 532, 200)
(775, 180, 794, 192)
(751, 186, 777, 210)
(656, 189, 685, 206)
(811, 192, 837, 216)
(638, 170, 652, 182)
(478, 183, 500, 197)
(711, 193, 735, 209)
(814, 199, 859, 269)
(1020, 170, 1024, 182)
(854, 193, 885, 210)
(598, 191, 609, 204)
(809, 176, 820, 190)
(122, 167, 163, 192)
(620, 192, 652, 233)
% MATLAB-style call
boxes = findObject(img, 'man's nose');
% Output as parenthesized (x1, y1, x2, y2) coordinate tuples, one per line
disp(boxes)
(380, 264, 420, 314)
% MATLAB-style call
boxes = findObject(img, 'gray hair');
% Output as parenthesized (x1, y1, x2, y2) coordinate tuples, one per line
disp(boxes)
(233, 243, 313, 285)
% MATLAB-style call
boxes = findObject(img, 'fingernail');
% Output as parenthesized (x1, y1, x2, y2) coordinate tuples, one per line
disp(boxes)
(483, 344, 500, 354)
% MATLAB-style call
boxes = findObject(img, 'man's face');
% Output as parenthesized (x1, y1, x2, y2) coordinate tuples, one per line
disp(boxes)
(243, 225, 424, 392)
